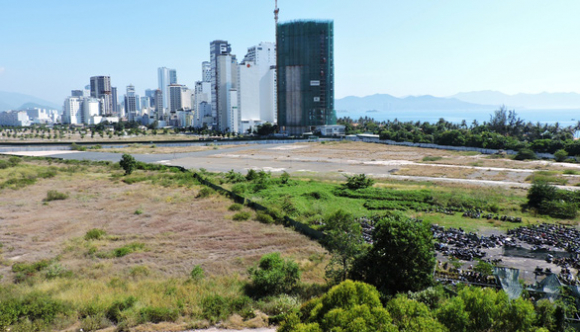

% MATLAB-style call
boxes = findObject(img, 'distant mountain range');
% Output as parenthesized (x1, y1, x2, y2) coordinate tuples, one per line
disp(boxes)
(451, 91, 580, 109)
(336, 91, 580, 113)
(0, 91, 60, 112)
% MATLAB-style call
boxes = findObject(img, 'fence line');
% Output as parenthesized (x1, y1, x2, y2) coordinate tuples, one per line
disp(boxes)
(191, 172, 325, 241)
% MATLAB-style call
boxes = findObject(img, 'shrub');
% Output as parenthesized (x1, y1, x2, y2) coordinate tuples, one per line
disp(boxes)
(0, 159, 9, 169)
(85, 228, 107, 241)
(201, 295, 229, 324)
(554, 149, 568, 162)
(246, 169, 258, 181)
(113, 242, 145, 257)
(280, 171, 290, 184)
(190, 265, 205, 281)
(228, 203, 243, 211)
(197, 187, 214, 198)
(256, 211, 275, 224)
(119, 154, 136, 175)
(43, 190, 68, 202)
(344, 173, 375, 190)
(232, 211, 251, 221)
(249, 252, 301, 296)
(134, 208, 143, 215)
(106, 296, 137, 323)
(225, 169, 247, 183)
(8, 156, 21, 166)
(515, 148, 537, 160)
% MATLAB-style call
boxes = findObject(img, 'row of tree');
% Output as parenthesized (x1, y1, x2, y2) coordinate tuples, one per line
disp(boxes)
(338, 107, 580, 155)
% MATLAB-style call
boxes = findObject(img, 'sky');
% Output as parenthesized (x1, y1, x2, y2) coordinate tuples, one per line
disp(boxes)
(1, 0, 579, 105)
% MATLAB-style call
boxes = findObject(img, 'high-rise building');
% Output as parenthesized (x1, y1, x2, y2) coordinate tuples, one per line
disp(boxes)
(63, 97, 82, 124)
(111, 87, 118, 115)
(276, 20, 337, 135)
(90, 76, 113, 116)
(202, 61, 211, 82)
(154, 89, 163, 120)
(168, 84, 183, 114)
(124, 84, 137, 119)
(238, 42, 277, 134)
(71, 90, 84, 97)
(82, 98, 100, 124)
(158, 67, 177, 111)
(210, 40, 239, 132)
(193, 81, 212, 127)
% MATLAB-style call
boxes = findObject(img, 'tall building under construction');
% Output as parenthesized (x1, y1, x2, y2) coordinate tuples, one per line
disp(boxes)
(277, 20, 340, 136)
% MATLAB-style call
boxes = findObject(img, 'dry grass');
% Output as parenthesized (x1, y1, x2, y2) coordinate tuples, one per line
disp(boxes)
(0, 162, 326, 282)
(0, 159, 328, 330)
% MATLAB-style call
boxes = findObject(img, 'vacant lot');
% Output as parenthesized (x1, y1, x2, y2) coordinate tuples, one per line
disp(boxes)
(0, 158, 327, 331)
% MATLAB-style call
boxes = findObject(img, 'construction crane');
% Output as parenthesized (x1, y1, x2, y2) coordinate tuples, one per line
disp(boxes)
(274, 0, 280, 27)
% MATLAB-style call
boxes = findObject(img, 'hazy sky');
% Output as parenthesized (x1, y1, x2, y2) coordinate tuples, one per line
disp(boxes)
(1, 0, 579, 104)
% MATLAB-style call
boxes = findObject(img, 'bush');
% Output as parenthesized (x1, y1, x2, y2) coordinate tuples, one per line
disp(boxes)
(106, 296, 137, 323)
(515, 148, 537, 160)
(554, 149, 569, 162)
(249, 252, 301, 296)
(85, 228, 107, 241)
(256, 211, 275, 224)
(197, 187, 214, 198)
(119, 154, 136, 175)
(43, 190, 68, 202)
(201, 295, 229, 324)
(232, 211, 251, 221)
(344, 174, 375, 190)
(285, 280, 396, 332)
(190, 265, 204, 281)
(228, 203, 243, 211)
(0, 159, 9, 169)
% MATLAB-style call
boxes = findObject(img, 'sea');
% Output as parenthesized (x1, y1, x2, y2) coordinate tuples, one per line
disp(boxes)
(338, 108, 580, 127)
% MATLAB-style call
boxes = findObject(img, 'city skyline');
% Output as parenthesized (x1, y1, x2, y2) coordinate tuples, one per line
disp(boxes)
(1, 0, 580, 104)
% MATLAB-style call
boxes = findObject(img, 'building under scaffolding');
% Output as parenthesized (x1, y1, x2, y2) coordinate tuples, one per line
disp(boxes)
(276, 20, 338, 135)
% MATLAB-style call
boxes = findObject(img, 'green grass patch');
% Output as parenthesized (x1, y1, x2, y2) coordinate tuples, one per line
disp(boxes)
(232, 211, 251, 221)
(422, 156, 443, 162)
(525, 171, 568, 185)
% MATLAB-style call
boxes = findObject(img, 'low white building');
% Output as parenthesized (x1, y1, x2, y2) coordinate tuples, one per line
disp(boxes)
(0, 110, 31, 126)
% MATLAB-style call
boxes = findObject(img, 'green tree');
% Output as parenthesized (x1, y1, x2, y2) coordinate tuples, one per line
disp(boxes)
(386, 295, 448, 332)
(527, 182, 557, 210)
(554, 149, 568, 162)
(287, 280, 397, 332)
(119, 154, 137, 175)
(344, 173, 375, 190)
(515, 148, 538, 160)
(352, 213, 435, 295)
(249, 252, 300, 296)
(322, 210, 365, 283)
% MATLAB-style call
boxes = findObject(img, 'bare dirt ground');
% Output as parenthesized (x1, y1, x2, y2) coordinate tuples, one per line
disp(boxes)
(0, 163, 327, 282)
(208, 141, 580, 187)
(95, 144, 247, 155)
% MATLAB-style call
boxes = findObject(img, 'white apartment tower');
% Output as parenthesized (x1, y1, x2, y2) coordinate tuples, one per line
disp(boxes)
(64, 97, 82, 125)
(210, 40, 239, 132)
(158, 67, 177, 111)
(238, 42, 277, 134)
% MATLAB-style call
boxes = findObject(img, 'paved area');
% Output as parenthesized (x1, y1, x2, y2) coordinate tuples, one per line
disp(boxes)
(3, 143, 580, 190)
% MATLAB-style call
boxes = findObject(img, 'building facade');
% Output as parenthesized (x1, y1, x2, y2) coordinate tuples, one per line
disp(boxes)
(238, 41, 277, 134)
(210, 40, 239, 132)
(90, 76, 113, 116)
(158, 67, 177, 111)
(276, 20, 337, 135)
